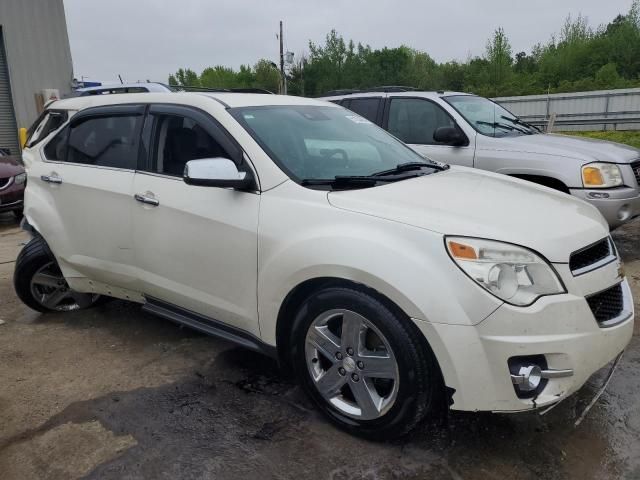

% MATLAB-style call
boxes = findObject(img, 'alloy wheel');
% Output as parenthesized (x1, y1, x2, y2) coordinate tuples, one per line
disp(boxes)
(29, 261, 100, 311)
(305, 308, 399, 420)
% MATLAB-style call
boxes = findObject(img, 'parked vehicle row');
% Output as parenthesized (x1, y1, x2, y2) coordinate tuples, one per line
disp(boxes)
(14, 92, 634, 439)
(322, 90, 640, 229)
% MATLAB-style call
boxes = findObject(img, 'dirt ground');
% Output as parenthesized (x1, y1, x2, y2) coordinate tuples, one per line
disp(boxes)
(0, 213, 639, 480)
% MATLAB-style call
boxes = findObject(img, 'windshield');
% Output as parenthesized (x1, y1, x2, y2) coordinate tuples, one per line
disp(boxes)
(230, 105, 437, 185)
(444, 95, 539, 137)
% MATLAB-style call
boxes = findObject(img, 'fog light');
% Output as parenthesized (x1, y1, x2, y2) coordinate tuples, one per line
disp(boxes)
(617, 204, 631, 221)
(517, 365, 542, 391)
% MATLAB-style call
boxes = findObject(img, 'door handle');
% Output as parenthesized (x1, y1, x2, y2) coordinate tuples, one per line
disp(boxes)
(134, 193, 160, 206)
(41, 175, 62, 184)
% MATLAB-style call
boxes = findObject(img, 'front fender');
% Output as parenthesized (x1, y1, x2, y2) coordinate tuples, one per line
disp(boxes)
(478, 150, 582, 188)
(256, 184, 502, 346)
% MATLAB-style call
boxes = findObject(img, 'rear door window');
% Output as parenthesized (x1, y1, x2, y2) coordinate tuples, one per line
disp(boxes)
(66, 115, 142, 168)
(43, 112, 143, 170)
(346, 98, 381, 123)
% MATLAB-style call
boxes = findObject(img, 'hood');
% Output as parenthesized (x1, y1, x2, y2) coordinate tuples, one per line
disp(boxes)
(328, 167, 609, 263)
(0, 155, 24, 177)
(482, 133, 640, 164)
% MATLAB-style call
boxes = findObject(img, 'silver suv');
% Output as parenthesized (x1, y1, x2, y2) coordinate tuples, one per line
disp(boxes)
(322, 91, 640, 229)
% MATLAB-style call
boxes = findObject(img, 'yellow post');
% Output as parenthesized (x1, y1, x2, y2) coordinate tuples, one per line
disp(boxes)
(18, 128, 27, 149)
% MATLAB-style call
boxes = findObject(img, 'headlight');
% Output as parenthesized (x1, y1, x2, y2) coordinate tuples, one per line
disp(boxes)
(581, 163, 622, 188)
(13, 173, 26, 185)
(445, 237, 565, 306)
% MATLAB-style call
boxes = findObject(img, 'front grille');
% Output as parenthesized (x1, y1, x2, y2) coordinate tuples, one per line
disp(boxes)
(569, 237, 612, 273)
(631, 160, 640, 187)
(586, 284, 624, 325)
(0, 177, 10, 190)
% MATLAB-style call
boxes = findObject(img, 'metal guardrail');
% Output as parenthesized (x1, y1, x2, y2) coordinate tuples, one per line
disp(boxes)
(495, 88, 640, 131)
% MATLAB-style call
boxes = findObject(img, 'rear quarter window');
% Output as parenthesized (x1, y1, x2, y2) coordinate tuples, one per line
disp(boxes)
(26, 110, 69, 147)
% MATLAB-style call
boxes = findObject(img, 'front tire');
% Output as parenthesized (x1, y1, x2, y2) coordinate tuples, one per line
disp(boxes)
(14, 236, 102, 312)
(290, 287, 443, 440)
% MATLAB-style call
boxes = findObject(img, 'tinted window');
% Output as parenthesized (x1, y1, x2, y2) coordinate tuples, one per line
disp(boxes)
(27, 110, 68, 147)
(388, 98, 455, 144)
(43, 126, 69, 161)
(146, 114, 231, 176)
(66, 115, 142, 168)
(347, 98, 380, 123)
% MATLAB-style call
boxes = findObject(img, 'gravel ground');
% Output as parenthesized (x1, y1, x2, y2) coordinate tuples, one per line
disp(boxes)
(0, 212, 639, 480)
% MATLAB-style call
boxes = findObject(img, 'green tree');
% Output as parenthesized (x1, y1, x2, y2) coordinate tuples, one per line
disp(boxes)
(253, 59, 280, 92)
(485, 27, 513, 94)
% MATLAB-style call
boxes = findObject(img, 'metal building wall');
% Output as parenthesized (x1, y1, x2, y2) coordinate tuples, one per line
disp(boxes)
(494, 88, 640, 132)
(0, 0, 73, 133)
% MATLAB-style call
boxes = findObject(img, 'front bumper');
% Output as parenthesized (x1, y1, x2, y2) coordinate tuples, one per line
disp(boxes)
(0, 199, 23, 213)
(414, 274, 634, 412)
(0, 178, 25, 212)
(570, 187, 640, 229)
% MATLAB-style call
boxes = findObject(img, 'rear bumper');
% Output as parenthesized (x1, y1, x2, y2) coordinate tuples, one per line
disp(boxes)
(570, 187, 640, 229)
(413, 279, 634, 412)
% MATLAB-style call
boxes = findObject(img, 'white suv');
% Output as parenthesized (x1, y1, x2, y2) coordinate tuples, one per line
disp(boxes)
(16, 92, 634, 439)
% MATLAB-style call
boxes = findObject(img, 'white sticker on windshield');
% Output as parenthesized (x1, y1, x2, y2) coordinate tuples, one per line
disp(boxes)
(345, 115, 372, 124)
(243, 114, 255, 119)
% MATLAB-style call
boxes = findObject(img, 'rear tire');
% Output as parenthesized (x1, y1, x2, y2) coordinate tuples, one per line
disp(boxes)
(14, 236, 102, 312)
(290, 286, 443, 440)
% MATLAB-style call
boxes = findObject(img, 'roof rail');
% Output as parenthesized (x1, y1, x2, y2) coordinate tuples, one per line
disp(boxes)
(362, 86, 417, 93)
(320, 89, 362, 97)
(319, 86, 418, 97)
(172, 85, 274, 94)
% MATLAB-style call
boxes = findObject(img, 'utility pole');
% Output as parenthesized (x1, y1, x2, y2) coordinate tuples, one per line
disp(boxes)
(279, 21, 287, 95)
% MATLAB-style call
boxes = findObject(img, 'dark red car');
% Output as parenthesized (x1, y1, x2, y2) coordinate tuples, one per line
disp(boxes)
(0, 153, 25, 218)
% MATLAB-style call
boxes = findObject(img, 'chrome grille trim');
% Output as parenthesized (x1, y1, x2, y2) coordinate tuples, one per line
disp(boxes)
(631, 160, 640, 187)
(0, 176, 11, 191)
(570, 237, 616, 276)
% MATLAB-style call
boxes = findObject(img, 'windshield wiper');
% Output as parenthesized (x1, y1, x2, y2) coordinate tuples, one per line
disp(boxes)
(372, 161, 448, 177)
(499, 115, 540, 134)
(301, 176, 390, 188)
(476, 120, 521, 133)
(301, 170, 429, 189)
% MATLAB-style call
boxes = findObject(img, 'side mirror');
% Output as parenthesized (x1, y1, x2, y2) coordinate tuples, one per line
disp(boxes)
(19, 127, 27, 149)
(184, 158, 254, 190)
(433, 126, 466, 146)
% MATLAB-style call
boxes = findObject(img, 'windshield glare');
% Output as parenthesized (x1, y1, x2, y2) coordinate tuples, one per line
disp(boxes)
(231, 105, 432, 182)
(445, 95, 538, 137)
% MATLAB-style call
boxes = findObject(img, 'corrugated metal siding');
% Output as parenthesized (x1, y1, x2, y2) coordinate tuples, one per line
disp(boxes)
(0, 0, 73, 132)
(0, 28, 18, 155)
(494, 88, 640, 131)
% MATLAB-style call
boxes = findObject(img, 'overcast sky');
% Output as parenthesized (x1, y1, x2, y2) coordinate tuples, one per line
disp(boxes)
(63, 0, 635, 84)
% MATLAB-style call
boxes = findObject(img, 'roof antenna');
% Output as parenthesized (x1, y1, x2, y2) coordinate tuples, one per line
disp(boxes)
(118, 74, 124, 84)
